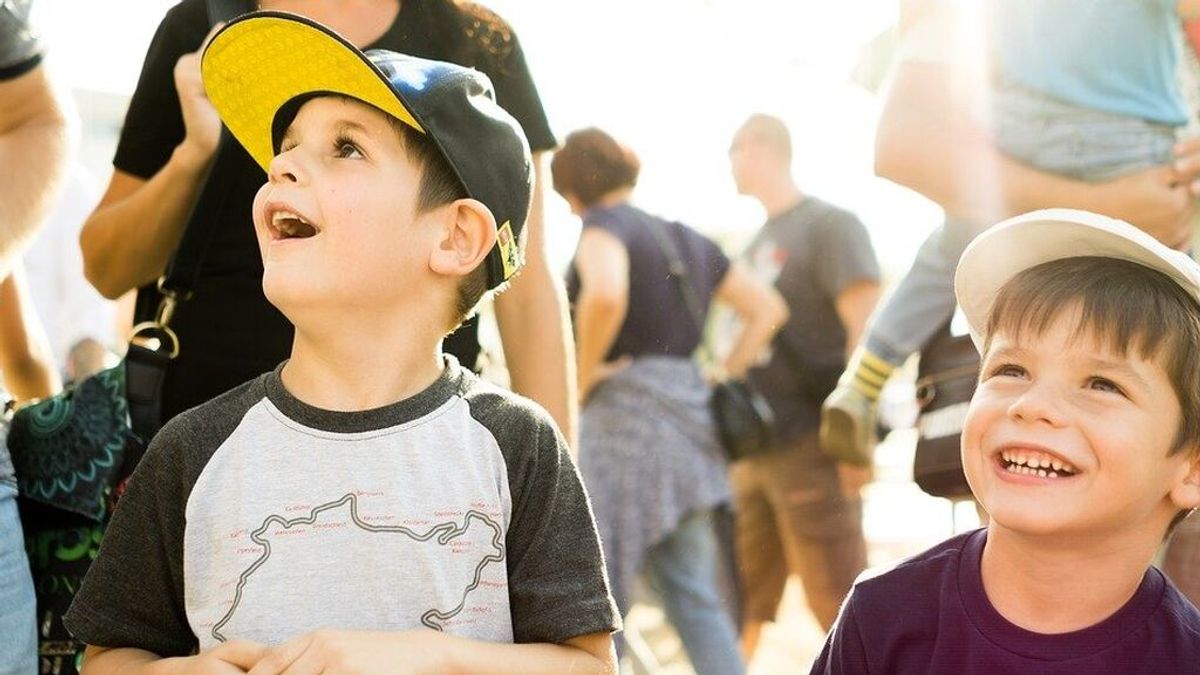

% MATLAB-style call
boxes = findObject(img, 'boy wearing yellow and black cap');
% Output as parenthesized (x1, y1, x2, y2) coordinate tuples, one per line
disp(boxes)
(63, 13, 618, 674)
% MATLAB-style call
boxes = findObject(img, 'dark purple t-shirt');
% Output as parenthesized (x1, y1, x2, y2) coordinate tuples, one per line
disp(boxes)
(566, 203, 730, 361)
(812, 529, 1200, 674)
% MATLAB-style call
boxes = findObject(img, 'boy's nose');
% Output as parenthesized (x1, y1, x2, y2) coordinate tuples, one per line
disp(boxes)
(1007, 381, 1066, 427)
(268, 149, 305, 184)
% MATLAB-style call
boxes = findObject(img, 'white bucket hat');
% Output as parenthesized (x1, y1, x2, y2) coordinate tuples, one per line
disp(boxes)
(954, 208, 1200, 351)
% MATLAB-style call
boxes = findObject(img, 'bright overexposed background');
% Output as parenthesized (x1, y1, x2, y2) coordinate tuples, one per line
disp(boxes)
(33, 0, 944, 279)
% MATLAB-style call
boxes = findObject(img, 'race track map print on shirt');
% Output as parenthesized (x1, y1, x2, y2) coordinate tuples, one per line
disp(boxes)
(211, 492, 506, 642)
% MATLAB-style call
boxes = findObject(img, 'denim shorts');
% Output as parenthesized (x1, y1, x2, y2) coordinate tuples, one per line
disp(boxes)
(0, 478, 36, 675)
(940, 80, 1179, 261)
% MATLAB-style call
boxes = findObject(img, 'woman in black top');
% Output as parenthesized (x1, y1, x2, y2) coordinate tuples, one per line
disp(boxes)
(80, 0, 574, 436)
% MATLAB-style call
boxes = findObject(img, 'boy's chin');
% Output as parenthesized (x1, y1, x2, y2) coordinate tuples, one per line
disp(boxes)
(262, 276, 337, 316)
(979, 495, 1083, 538)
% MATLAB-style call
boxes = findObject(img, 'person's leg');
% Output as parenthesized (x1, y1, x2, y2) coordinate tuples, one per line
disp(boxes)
(824, 83, 1179, 466)
(822, 217, 970, 464)
(644, 509, 746, 675)
(786, 531, 868, 630)
(0, 481, 37, 675)
(766, 436, 868, 632)
(730, 458, 787, 661)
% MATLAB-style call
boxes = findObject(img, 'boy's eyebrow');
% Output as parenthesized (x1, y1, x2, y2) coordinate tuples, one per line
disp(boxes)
(333, 119, 372, 138)
(278, 119, 373, 150)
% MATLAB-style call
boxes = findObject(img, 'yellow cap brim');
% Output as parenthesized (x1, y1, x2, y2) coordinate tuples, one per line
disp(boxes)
(201, 12, 423, 172)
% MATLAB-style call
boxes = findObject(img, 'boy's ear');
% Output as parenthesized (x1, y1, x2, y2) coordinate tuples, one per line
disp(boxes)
(1169, 452, 1200, 511)
(428, 198, 497, 278)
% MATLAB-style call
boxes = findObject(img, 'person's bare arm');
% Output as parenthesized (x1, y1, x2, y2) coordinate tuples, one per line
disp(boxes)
(0, 265, 61, 401)
(713, 261, 788, 379)
(834, 279, 881, 360)
(81, 642, 266, 675)
(570, 227, 629, 404)
(79, 31, 222, 299)
(494, 154, 578, 443)
(0, 63, 70, 277)
(244, 629, 616, 675)
(875, 54, 1196, 248)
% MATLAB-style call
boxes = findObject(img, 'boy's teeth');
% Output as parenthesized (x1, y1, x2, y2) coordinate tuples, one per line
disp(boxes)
(1000, 448, 1077, 477)
(272, 210, 307, 225)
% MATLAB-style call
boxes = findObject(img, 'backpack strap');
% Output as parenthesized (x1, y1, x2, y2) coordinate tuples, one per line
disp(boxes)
(125, 0, 254, 442)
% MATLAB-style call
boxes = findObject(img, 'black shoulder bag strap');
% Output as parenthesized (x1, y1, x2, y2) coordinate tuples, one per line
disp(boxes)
(643, 220, 714, 362)
(124, 0, 251, 445)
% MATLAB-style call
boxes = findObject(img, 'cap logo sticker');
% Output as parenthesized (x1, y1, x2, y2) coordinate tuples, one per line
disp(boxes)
(497, 220, 522, 280)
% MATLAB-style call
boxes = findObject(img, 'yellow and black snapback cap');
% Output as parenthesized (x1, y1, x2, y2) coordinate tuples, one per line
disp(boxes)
(201, 11, 532, 288)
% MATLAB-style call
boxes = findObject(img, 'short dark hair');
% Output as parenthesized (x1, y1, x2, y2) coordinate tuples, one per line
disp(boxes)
(386, 115, 493, 328)
(385, 115, 468, 215)
(985, 257, 1200, 532)
(550, 127, 640, 209)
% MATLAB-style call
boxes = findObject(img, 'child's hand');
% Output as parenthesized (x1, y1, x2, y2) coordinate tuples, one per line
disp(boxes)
(246, 630, 447, 675)
(174, 640, 268, 673)
(173, 23, 225, 169)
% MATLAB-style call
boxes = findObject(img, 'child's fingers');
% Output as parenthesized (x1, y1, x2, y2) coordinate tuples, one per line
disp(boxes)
(246, 634, 315, 675)
(212, 639, 271, 670)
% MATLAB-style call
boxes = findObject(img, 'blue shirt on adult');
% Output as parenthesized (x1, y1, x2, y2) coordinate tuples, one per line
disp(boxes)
(989, 0, 1188, 127)
(811, 528, 1200, 674)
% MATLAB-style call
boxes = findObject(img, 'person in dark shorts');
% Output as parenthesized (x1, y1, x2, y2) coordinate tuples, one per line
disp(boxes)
(726, 114, 880, 657)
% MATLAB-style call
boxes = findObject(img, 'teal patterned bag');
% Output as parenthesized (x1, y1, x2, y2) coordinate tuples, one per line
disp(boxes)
(7, 364, 138, 522)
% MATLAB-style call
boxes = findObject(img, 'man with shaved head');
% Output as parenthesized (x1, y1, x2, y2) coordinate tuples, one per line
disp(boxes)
(726, 114, 881, 658)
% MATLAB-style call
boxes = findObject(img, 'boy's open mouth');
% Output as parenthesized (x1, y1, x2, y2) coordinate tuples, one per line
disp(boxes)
(998, 449, 1078, 479)
(270, 209, 319, 240)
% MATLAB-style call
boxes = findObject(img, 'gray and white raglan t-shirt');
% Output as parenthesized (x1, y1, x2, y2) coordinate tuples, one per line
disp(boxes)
(63, 358, 619, 655)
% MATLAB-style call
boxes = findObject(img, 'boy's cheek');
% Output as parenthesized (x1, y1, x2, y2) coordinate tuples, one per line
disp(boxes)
(960, 402, 993, 476)
(250, 185, 274, 251)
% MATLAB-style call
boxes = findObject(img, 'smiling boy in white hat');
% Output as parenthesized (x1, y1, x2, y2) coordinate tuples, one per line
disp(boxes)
(813, 208, 1200, 672)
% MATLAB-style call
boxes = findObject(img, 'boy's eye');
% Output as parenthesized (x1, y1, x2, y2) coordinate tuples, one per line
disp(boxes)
(334, 136, 364, 159)
(988, 363, 1026, 379)
(1086, 377, 1126, 396)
